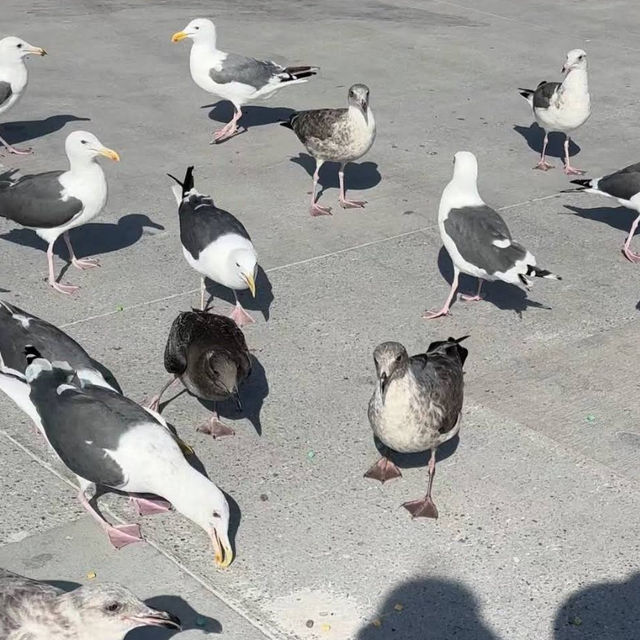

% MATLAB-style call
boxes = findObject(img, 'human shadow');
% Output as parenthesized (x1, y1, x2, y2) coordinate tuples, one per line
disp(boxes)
(513, 123, 580, 160)
(432, 246, 551, 318)
(0, 214, 164, 259)
(562, 204, 635, 234)
(205, 265, 274, 322)
(372, 434, 460, 471)
(203, 101, 294, 129)
(554, 572, 640, 639)
(0, 114, 91, 146)
(289, 152, 381, 197)
(357, 577, 501, 640)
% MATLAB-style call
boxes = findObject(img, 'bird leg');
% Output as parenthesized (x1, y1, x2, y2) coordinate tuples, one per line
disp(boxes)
(533, 132, 554, 171)
(47, 240, 79, 295)
(422, 269, 459, 319)
(146, 376, 179, 412)
(563, 135, 585, 175)
(403, 449, 439, 519)
(364, 452, 402, 483)
(129, 495, 172, 516)
(212, 106, 242, 143)
(338, 164, 366, 209)
(197, 409, 236, 438)
(460, 280, 483, 302)
(77, 488, 142, 549)
(229, 293, 255, 327)
(0, 132, 32, 155)
(621, 215, 640, 262)
(310, 159, 332, 216)
(64, 232, 100, 270)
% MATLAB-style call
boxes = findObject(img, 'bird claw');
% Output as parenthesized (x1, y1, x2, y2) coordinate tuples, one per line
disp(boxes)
(310, 203, 332, 216)
(106, 523, 143, 549)
(197, 416, 236, 439)
(422, 308, 451, 319)
(71, 257, 100, 270)
(339, 199, 367, 209)
(563, 166, 586, 176)
(229, 305, 255, 327)
(364, 457, 402, 483)
(533, 161, 554, 171)
(622, 247, 640, 263)
(51, 281, 80, 295)
(460, 294, 483, 302)
(402, 496, 439, 519)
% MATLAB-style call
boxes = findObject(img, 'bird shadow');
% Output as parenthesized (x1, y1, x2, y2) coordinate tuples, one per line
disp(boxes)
(561, 204, 636, 233)
(513, 123, 580, 159)
(205, 266, 274, 322)
(433, 246, 551, 318)
(357, 577, 501, 640)
(553, 572, 640, 639)
(203, 101, 295, 129)
(0, 214, 164, 259)
(374, 435, 460, 470)
(0, 114, 91, 145)
(199, 352, 269, 436)
(289, 152, 381, 196)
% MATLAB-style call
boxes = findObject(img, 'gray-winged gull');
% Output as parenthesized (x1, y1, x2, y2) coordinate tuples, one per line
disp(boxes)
(281, 84, 376, 216)
(0, 130, 119, 294)
(424, 151, 560, 319)
(0, 568, 181, 640)
(365, 337, 468, 519)
(519, 49, 591, 174)
(172, 18, 318, 143)
(0, 36, 46, 155)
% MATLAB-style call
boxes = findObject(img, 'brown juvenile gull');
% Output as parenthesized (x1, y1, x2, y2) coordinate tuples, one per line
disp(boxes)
(0, 568, 181, 640)
(365, 336, 468, 519)
(281, 84, 376, 216)
(0, 36, 47, 154)
(148, 310, 252, 438)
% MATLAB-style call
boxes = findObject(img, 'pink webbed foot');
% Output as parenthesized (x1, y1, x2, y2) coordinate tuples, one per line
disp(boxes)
(197, 415, 236, 439)
(622, 245, 640, 263)
(310, 202, 332, 217)
(50, 281, 80, 295)
(2, 145, 33, 155)
(563, 165, 586, 176)
(422, 307, 451, 320)
(146, 396, 161, 412)
(403, 495, 439, 519)
(130, 496, 172, 516)
(364, 456, 402, 484)
(229, 304, 255, 327)
(533, 160, 554, 171)
(211, 124, 241, 144)
(72, 257, 100, 270)
(339, 198, 367, 209)
(460, 294, 483, 302)
(105, 523, 143, 549)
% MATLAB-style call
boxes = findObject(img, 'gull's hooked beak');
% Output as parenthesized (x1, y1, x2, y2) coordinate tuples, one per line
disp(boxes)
(171, 31, 189, 43)
(379, 372, 388, 399)
(130, 609, 182, 630)
(242, 273, 256, 297)
(27, 46, 47, 56)
(212, 529, 234, 568)
(98, 147, 120, 162)
(561, 64, 568, 74)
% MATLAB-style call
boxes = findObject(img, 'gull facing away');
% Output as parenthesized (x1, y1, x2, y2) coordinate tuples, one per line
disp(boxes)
(0, 568, 181, 640)
(0, 36, 46, 154)
(424, 151, 561, 319)
(23, 349, 234, 566)
(169, 166, 258, 327)
(365, 337, 468, 519)
(519, 49, 591, 174)
(567, 162, 640, 263)
(0, 131, 119, 294)
(281, 84, 376, 216)
(172, 18, 318, 143)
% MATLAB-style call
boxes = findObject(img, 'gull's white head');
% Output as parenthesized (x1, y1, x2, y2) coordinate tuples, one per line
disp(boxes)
(172, 18, 216, 45)
(0, 36, 46, 63)
(230, 249, 258, 297)
(65, 131, 120, 165)
(452, 151, 478, 182)
(562, 49, 587, 74)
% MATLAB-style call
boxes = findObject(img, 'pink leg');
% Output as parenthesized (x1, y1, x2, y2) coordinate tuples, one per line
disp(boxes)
(230, 300, 255, 327)
(622, 215, 640, 263)
(533, 132, 554, 171)
(0, 132, 32, 155)
(147, 376, 179, 412)
(64, 232, 100, 270)
(212, 107, 242, 143)
(47, 240, 79, 295)
(310, 160, 332, 216)
(460, 280, 483, 302)
(402, 449, 439, 519)
(197, 410, 236, 438)
(129, 496, 171, 516)
(77, 489, 142, 549)
(563, 135, 585, 175)
(338, 164, 366, 209)
(422, 269, 459, 319)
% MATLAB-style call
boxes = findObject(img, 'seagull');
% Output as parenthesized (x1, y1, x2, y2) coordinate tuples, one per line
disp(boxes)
(148, 310, 252, 438)
(519, 49, 591, 175)
(171, 18, 318, 143)
(281, 84, 376, 216)
(424, 151, 561, 319)
(0, 36, 47, 155)
(23, 349, 233, 566)
(566, 163, 640, 262)
(169, 166, 258, 327)
(365, 337, 468, 519)
(0, 130, 120, 294)
(0, 568, 181, 640)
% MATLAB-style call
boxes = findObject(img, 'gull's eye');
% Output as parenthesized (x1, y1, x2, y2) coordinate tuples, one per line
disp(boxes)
(213, 511, 221, 518)
(81, 140, 88, 145)
(105, 602, 122, 613)
(194, 26, 200, 30)
(395, 355, 402, 363)
(16, 43, 22, 49)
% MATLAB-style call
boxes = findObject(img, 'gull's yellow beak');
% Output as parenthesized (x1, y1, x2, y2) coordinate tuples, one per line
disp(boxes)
(242, 273, 256, 298)
(212, 530, 233, 568)
(171, 31, 188, 43)
(99, 147, 120, 162)
(28, 47, 47, 56)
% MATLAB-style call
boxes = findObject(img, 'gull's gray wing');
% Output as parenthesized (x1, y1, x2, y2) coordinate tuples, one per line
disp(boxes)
(210, 53, 282, 90)
(532, 81, 561, 109)
(0, 82, 13, 109)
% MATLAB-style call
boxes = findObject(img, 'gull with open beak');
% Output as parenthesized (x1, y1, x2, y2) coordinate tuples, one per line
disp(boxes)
(0, 130, 119, 294)
(168, 166, 259, 327)
(0, 36, 46, 155)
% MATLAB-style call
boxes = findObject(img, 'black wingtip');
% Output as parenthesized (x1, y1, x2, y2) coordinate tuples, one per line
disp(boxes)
(167, 166, 195, 198)
(24, 345, 42, 364)
(280, 120, 294, 130)
(569, 178, 591, 187)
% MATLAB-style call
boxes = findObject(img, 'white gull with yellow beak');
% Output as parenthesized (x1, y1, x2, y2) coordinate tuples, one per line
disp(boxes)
(0, 130, 120, 294)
